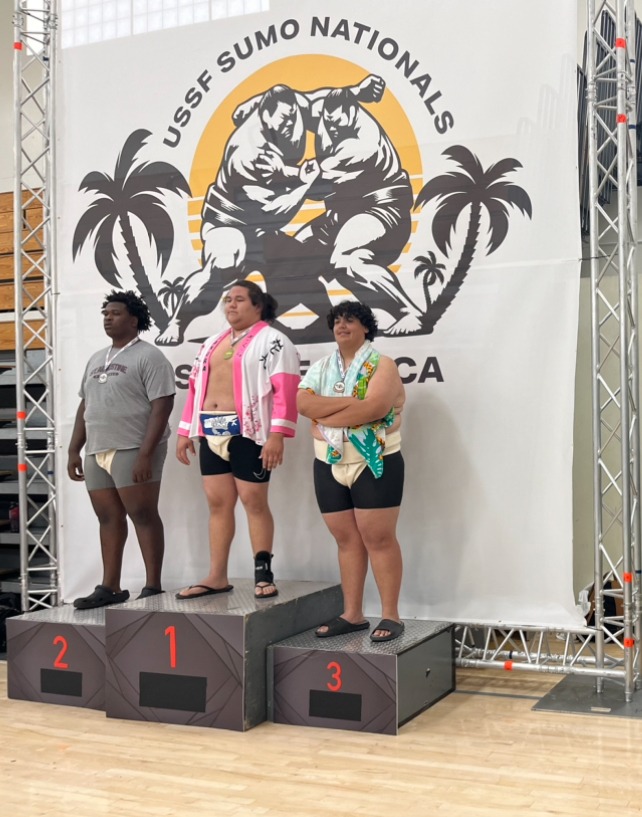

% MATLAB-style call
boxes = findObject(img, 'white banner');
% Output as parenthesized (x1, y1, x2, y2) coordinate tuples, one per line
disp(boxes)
(56, 0, 583, 627)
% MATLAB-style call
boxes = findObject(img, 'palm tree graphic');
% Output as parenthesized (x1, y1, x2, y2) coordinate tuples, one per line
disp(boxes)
(414, 251, 446, 300)
(158, 276, 186, 316)
(414, 145, 533, 333)
(72, 129, 190, 331)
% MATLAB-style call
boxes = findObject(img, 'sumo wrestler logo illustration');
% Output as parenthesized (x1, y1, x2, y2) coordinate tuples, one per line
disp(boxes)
(72, 60, 532, 346)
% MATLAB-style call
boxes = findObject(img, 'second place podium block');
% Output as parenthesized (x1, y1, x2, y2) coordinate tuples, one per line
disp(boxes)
(7, 605, 106, 710)
(104, 580, 342, 731)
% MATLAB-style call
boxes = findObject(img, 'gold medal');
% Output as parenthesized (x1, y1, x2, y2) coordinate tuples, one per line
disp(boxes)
(224, 328, 250, 361)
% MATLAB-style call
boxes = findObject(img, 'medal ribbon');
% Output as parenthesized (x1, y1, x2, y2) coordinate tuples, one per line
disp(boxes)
(103, 336, 140, 376)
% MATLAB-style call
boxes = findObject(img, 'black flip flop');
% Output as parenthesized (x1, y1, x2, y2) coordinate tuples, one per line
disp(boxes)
(255, 583, 278, 599)
(254, 551, 278, 599)
(315, 616, 370, 638)
(175, 584, 234, 600)
(73, 585, 130, 610)
(370, 619, 405, 642)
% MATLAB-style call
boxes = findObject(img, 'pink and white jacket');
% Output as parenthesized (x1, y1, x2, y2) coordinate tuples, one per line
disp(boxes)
(177, 321, 300, 445)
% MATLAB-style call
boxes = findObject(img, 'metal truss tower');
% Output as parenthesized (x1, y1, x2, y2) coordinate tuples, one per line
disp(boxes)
(13, 0, 59, 611)
(458, 0, 641, 703)
(587, 0, 641, 700)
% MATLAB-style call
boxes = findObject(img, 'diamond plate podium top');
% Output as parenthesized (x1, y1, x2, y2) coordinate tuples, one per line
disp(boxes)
(106, 579, 339, 616)
(10, 580, 340, 625)
(273, 618, 453, 655)
(10, 605, 106, 626)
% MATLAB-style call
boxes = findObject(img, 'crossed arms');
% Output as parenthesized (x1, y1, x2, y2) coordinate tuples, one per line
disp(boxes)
(297, 355, 404, 428)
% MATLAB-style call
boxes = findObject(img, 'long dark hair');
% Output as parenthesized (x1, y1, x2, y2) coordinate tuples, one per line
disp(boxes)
(233, 281, 278, 322)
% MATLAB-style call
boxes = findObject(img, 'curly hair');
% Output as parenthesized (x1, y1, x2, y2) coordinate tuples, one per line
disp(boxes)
(231, 281, 278, 322)
(326, 300, 378, 341)
(102, 290, 152, 332)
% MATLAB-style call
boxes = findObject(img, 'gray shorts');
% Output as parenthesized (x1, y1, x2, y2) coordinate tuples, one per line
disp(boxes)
(84, 443, 168, 491)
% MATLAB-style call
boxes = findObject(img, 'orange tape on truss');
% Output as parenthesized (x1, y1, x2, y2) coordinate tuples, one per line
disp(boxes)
(624, 572, 633, 583)
(617, 114, 628, 123)
(504, 660, 514, 671)
(624, 638, 635, 648)
(13, 42, 23, 50)
(18, 464, 27, 472)
(16, 411, 26, 420)
(616, 37, 627, 48)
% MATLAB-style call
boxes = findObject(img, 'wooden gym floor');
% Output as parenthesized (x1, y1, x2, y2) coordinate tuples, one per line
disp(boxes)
(2, 660, 642, 817)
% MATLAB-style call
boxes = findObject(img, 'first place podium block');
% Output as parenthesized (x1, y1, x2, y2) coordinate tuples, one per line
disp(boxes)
(268, 619, 455, 735)
(104, 580, 342, 732)
(7, 606, 106, 710)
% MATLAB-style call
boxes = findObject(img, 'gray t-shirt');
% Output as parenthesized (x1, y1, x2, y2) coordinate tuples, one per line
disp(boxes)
(80, 339, 176, 455)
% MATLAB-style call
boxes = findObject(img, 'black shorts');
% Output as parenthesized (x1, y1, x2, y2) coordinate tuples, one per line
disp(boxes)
(313, 451, 404, 513)
(199, 436, 270, 483)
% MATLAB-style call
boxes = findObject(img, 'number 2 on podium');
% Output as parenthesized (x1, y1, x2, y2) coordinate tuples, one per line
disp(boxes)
(327, 660, 342, 692)
(53, 635, 69, 669)
(165, 625, 177, 668)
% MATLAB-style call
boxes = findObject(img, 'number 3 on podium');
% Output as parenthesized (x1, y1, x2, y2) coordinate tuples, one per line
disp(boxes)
(326, 660, 342, 692)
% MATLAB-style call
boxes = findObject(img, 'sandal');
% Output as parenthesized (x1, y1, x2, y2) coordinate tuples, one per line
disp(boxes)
(316, 617, 370, 638)
(254, 551, 278, 598)
(175, 584, 233, 600)
(73, 584, 130, 610)
(137, 587, 164, 600)
(370, 619, 405, 642)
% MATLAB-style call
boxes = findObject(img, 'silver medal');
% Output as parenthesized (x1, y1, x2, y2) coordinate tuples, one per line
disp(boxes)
(99, 336, 140, 386)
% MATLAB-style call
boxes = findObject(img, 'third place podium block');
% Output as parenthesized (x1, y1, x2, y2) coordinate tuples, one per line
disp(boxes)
(104, 580, 342, 731)
(268, 619, 455, 735)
